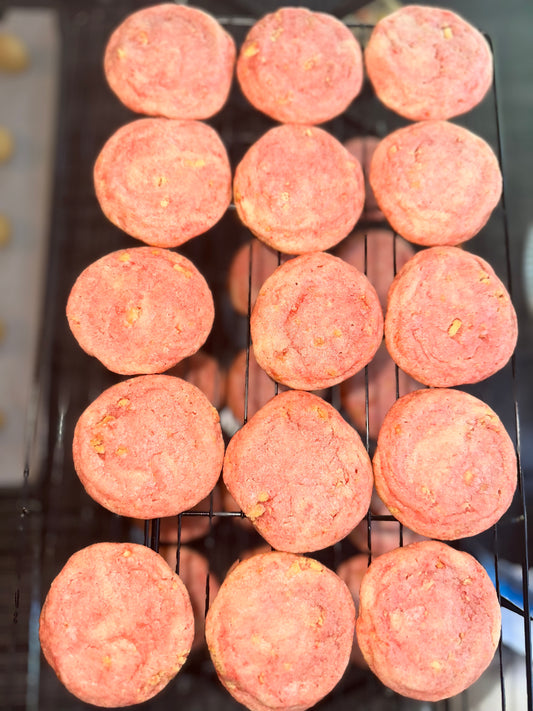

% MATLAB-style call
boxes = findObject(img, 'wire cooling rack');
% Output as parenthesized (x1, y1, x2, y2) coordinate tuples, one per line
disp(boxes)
(6, 3, 531, 710)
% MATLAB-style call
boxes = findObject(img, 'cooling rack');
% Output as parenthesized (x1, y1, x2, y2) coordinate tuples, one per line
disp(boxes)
(5, 2, 531, 710)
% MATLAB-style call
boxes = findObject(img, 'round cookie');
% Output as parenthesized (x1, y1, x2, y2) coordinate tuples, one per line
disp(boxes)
(365, 5, 493, 121)
(369, 121, 502, 246)
(251, 252, 383, 390)
(343, 136, 383, 222)
(39, 542, 194, 707)
(356, 541, 501, 701)
(373, 387, 517, 540)
(234, 124, 365, 255)
(236, 7, 363, 125)
(94, 118, 231, 248)
(384, 246, 517, 387)
(340, 341, 421, 442)
(104, 4, 235, 120)
(72, 374, 224, 519)
(223, 390, 373, 553)
(205, 551, 355, 711)
(335, 228, 415, 311)
(227, 240, 291, 317)
(66, 247, 214, 375)
(161, 545, 220, 652)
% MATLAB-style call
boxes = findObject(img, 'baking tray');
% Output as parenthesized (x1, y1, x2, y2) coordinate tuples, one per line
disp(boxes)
(5, 2, 531, 710)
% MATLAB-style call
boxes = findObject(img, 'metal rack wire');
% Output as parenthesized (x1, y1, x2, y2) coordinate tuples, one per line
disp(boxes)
(7, 4, 531, 711)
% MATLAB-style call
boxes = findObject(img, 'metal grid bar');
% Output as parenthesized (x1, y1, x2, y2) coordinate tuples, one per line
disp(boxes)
(488, 33, 532, 710)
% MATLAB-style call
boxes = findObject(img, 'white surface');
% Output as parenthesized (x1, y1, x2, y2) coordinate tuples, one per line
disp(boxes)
(0, 8, 58, 486)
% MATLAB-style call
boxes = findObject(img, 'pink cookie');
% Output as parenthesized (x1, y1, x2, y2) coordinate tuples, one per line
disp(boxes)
(39, 542, 194, 707)
(72, 374, 224, 519)
(66, 247, 214, 375)
(94, 118, 231, 248)
(237, 7, 363, 124)
(251, 252, 383, 390)
(223, 390, 373, 553)
(365, 5, 493, 121)
(104, 4, 236, 119)
(373, 387, 517, 540)
(356, 541, 501, 701)
(234, 124, 364, 255)
(369, 121, 502, 246)
(385, 247, 517, 387)
(206, 551, 355, 711)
